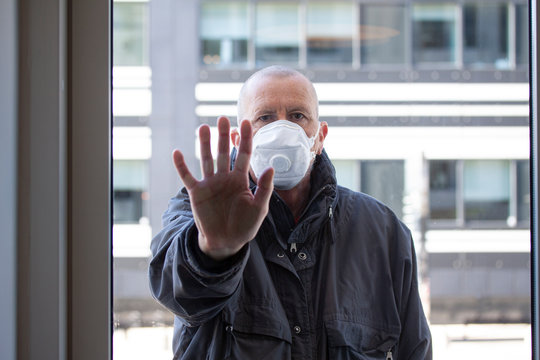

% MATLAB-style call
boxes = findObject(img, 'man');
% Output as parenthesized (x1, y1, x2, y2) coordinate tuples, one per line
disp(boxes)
(149, 65, 432, 359)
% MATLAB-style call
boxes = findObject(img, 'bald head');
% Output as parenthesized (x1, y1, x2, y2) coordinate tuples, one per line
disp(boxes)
(237, 66, 319, 123)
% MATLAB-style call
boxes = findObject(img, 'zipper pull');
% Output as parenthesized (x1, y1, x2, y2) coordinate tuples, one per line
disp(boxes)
(328, 206, 333, 219)
(290, 242, 297, 253)
(386, 350, 393, 360)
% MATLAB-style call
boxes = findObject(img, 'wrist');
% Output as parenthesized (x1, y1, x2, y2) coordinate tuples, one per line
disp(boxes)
(198, 232, 240, 261)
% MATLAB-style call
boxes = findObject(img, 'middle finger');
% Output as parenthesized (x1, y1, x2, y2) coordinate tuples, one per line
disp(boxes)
(199, 124, 214, 177)
(216, 116, 231, 173)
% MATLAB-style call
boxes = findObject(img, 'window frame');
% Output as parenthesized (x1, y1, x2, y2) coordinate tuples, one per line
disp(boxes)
(7, 1, 538, 359)
(14, 0, 111, 359)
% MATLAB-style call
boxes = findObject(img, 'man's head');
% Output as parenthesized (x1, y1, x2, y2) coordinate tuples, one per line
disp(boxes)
(234, 65, 327, 156)
(237, 65, 319, 123)
(231, 65, 328, 191)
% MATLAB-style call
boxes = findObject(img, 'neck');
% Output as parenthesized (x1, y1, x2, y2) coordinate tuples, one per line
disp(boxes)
(276, 175, 311, 221)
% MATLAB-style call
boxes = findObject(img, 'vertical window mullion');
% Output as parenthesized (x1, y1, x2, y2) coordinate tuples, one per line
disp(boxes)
(248, 2, 256, 69)
(354, 2, 361, 70)
(508, 3, 517, 69)
(457, 159, 465, 226)
(405, 3, 413, 69)
(510, 159, 519, 226)
(456, 4, 463, 68)
(299, 1, 307, 68)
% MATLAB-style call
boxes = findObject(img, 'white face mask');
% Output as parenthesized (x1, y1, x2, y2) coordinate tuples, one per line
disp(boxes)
(250, 120, 319, 190)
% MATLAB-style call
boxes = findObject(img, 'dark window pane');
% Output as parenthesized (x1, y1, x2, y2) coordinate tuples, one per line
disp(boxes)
(429, 160, 457, 220)
(463, 4, 509, 68)
(516, 4, 529, 66)
(517, 160, 530, 222)
(114, 190, 144, 224)
(413, 5, 457, 64)
(201, 39, 248, 65)
(360, 160, 404, 218)
(360, 5, 407, 65)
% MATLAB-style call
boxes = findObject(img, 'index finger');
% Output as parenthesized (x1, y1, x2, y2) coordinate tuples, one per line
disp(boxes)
(172, 149, 198, 189)
(233, 120, 253, 174)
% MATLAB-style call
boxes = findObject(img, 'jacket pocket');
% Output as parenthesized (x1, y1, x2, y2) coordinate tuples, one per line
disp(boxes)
(325, 319, 398, 360)
(224, 303, 292, 360)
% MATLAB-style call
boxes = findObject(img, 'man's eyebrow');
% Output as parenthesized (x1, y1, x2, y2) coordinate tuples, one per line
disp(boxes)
(254, 109, 277, 115)
(287, 106, 313, 114)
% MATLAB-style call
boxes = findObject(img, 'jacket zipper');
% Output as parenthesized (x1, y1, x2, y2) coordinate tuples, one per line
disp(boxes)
(386, 349, 393, 360)
(290, 242, 297, 253)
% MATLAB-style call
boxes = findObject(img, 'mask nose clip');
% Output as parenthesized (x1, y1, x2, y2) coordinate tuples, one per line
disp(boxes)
(270, 154, 291, 173)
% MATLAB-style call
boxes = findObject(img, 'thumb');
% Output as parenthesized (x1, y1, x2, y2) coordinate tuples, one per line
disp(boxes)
(253, 167, 274, 209)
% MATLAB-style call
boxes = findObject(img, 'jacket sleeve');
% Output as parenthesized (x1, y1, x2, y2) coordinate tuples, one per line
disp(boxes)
(393, 222, 432, 360)
(148, 187, 249, 327)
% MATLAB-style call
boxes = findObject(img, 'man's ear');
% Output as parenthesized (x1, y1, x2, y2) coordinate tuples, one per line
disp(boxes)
(230, 127, 240, 148)
(316, 121, 328, 155)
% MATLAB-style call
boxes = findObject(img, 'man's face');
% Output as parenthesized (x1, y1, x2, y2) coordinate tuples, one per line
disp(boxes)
(239, 74, 325, 155)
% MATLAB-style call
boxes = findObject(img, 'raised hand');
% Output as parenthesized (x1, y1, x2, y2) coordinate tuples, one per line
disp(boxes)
(172, 116, 274, 261)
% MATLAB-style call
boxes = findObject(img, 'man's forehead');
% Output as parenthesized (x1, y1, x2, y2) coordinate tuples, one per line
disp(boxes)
(246, 73, 314, 98)
(237, 67, 319, 120)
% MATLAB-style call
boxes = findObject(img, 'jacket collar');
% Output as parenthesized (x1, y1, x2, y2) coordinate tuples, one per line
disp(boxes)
(230, 148, 339, 244)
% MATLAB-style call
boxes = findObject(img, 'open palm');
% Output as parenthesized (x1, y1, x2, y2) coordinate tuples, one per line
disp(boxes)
(172, 117, 274, 261)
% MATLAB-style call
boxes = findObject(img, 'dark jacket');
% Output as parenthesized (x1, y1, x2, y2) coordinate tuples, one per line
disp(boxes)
(149, 150, 432, 360)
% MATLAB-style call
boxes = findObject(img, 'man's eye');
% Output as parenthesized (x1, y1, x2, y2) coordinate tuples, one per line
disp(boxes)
(291, 113, 305, 120)
(258, 115, 272, 122)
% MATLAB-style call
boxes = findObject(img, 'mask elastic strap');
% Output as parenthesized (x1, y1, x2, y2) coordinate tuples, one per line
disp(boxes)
(308, 122, 321, 159)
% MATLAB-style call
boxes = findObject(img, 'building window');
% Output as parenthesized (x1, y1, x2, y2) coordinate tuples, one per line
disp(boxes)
(200, 2, 249, 66)
(360, 4, 407, 66)
(360, 160, 405, 219)
(428, 159, 529, 227)
(114, 190, 144, 224)
(113, 1, 149, 66)
(464, 160, 510, 221)
(306, 2, 355, 65)
(517, 160, 530, 223)
(429, 160, 458, 220)
(333, 159, 404, 218)
(255, 2, 300, 65)
(463, 3, 509, 69)
(333, 159, 360, 192)
(113, 160, 149, 224)
(412, 4, 458, 66)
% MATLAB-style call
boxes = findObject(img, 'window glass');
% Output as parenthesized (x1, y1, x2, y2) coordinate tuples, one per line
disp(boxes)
(113, 160, 149, 224)
(412, 4, 457, 65)
(112, 1, 532, 358)
(516, 4, 529, 66)
(333, 160, 360, 192)
(464, 160, 510, 221)
(306, 2, 354, 65)
(113, 2, 149, 66)
(200, 2, 249, 66)
(429, 160, 458, 220)
(255, 2, 300, 65)
(463, 4, 509, 68)
(360, 5, 407, 65)
(517, 160, 530, 223)
(114, 190, 144, 223)
(360, 160, 404, 219)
